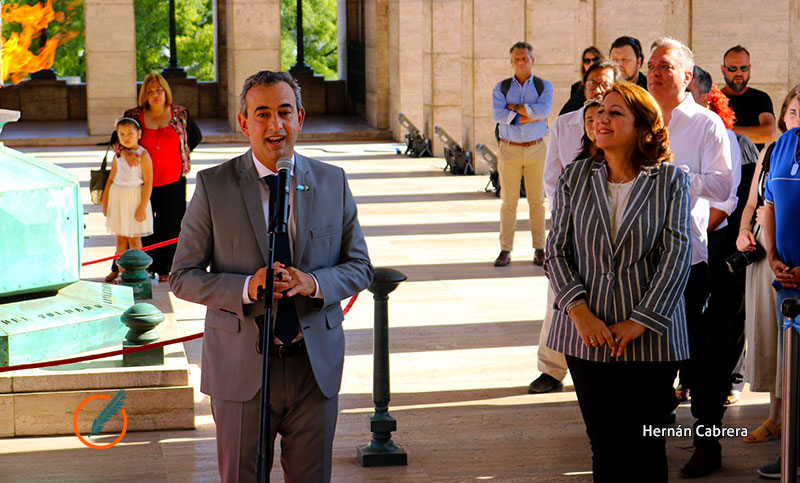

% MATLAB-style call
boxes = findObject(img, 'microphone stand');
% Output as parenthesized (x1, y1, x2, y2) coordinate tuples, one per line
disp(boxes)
(256, 160, 292, 482)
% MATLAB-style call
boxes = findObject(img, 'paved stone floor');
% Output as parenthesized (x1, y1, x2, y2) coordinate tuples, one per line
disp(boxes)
(0, 142, 780, 481)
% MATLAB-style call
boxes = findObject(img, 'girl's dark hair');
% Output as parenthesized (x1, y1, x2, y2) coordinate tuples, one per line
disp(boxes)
(116, 117, 141, 131)
(592, 82, 673, 171)
(575, 98, 603, 161)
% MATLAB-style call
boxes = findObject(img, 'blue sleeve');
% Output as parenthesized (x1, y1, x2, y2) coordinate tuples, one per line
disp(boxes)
(493, 83, 517, 124)
(524, 79, 554, 119)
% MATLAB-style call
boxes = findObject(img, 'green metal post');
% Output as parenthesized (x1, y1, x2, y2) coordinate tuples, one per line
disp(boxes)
(356, 267, 408, 467)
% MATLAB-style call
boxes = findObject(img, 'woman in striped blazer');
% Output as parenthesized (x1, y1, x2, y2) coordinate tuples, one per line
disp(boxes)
(545, 82, 692, 482)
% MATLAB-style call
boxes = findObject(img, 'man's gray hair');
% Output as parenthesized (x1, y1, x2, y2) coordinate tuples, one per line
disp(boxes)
(239, 70, 303, 116)
(650, 36, 694, 73)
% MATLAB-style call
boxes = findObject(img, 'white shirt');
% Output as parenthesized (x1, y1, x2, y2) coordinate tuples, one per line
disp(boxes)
(544, 106, 586, 204)
(709, 130, 742, 231)
(241, 152, 321, 304)
(667, 94, 733, 264)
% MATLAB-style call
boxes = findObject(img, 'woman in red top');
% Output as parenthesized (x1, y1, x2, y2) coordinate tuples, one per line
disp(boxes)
(107, 73, 202, 283)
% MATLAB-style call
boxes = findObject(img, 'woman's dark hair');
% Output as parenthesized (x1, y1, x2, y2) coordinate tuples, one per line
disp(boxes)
(575, 98, 603, 161)
(593, 82, 673, 171)
(778, 86, 799, 133)
(580, 46, 604, 77)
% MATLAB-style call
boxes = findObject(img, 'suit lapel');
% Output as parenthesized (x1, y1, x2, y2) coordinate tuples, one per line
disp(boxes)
(237, 151, 269, 264)
(589, 162, 614, 251)
(613, 169, 657, 257)
(293, 153, 314, 264)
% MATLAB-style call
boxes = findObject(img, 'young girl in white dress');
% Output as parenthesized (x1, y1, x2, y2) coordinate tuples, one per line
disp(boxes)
(102, 117, 154, 279)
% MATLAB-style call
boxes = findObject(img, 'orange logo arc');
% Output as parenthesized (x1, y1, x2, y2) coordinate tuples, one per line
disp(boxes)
(72, 394, 128, 449)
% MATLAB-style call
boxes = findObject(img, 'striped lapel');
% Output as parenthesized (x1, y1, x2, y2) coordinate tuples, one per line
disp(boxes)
(613, 167, 658, 257)
(589, 161, 614, 250)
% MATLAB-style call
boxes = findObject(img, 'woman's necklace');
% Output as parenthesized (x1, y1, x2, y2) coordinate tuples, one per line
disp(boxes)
(608, 173, 636, 184)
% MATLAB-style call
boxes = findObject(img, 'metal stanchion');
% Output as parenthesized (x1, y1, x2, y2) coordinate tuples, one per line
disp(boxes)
(356, 267, 408, 467)
(782, 297, 800, 483)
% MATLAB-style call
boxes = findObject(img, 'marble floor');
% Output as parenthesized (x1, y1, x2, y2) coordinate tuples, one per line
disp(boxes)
(0, 142, 780, 482)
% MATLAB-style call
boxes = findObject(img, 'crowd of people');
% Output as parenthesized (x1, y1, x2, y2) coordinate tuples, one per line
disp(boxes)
(493, 36, 800, 480)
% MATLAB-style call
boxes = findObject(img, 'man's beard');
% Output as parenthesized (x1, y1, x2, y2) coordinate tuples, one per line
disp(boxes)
(726, 77, 748, 93)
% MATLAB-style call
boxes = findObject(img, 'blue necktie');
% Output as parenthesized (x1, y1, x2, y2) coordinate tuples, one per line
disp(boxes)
(264, 175, 299, 345)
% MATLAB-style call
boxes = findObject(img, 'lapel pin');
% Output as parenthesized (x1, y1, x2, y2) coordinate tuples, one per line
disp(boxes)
(297, 184, 310, 191)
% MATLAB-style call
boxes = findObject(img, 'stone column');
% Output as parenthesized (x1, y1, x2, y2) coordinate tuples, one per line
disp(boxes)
(364, 0, 390, 129)
(388, 0, 424, 140)
(84, 0, 137, 136)
(525, 0, 593, 127)
(422, 0, 462, 157)
(223, 0, 281, 129)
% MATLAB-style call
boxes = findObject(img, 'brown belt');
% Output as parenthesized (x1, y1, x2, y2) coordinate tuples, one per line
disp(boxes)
(270, 339, 306, 359)
(500, 138, 543, 147)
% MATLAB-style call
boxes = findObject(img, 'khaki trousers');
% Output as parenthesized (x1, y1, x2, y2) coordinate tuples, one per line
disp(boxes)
(538, 283, 568, 380)
(498, 141, 547, 251)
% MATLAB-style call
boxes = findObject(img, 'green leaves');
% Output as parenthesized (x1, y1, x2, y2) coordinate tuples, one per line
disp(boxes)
(281, 0, 338, 79)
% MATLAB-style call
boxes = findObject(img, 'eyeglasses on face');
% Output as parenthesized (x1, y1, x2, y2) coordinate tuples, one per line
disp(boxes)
(725, 65, 750, 73)
(583, 56, 601, 65)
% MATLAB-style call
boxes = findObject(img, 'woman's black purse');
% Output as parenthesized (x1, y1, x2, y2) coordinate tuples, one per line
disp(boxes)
(89, 143, 112, 204)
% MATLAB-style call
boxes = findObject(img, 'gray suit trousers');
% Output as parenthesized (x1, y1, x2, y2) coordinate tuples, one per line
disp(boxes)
(211, 351, 338, 483)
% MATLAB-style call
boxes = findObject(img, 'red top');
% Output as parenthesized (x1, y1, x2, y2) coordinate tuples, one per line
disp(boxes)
(139, 112, 182, 187)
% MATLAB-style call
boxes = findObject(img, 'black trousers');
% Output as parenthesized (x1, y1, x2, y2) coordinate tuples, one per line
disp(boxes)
(706, 227, 746, 391)
(681, 262, 729, 450)
(143, 177, 186, 275)
(567, 355, 679, 483)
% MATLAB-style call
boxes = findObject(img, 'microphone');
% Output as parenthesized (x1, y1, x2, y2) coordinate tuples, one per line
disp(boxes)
(274, 157, 293, 235)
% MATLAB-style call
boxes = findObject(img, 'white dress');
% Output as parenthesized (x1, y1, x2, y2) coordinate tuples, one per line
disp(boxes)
(106, 146, 154, 237)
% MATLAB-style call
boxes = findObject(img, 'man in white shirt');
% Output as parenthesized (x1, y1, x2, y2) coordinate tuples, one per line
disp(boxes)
(647, 37, 733, 478)
(528, 60, 620, 394)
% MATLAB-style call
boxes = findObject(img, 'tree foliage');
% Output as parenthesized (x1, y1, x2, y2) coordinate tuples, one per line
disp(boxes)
(281, 0, 338, 79)
(134, 0, 214, 81)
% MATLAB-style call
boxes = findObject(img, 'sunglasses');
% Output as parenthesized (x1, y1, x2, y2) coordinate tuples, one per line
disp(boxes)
(724, 65, 750, 73)
(583, 56, 600, 65)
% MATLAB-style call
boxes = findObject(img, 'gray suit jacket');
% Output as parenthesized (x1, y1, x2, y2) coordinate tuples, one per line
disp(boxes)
(171, 151, 373, 401)
(545, 157, 692, 362)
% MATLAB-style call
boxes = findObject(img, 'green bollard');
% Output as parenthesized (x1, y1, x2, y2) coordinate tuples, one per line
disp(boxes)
(117, 249, 153, 301)
(121, 302, 165, 366)
(356, 267, 408, 467)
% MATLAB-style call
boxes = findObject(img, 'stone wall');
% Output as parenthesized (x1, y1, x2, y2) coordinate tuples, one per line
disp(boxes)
(372, 0, 800, 165)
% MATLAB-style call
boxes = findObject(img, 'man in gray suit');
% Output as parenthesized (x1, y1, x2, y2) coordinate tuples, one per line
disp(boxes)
(170, 70, 373, 482)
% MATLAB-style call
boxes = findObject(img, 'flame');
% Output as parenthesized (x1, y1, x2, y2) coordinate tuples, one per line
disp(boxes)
(1, 0, 79, 84)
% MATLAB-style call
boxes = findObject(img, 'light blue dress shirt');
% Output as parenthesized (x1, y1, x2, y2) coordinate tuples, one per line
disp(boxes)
(493, 74, 554, 143)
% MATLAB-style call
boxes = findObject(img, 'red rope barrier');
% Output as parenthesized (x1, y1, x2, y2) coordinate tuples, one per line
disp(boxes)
(82, 237, 179, 266)
(0, 293, 360, 373)
(0, 332, 204, 373)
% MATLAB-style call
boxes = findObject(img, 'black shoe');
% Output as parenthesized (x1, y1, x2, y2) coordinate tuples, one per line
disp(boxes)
(494, 250, 511, 267)
(666, 410, 677, 425)
(528, 373, 563, 394)
(680, 447, 721, 478)
(533, 248, 545, 266)
(757, 457, 780, 479)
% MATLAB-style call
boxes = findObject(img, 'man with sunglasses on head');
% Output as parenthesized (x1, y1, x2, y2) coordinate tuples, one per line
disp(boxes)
(721, 45, 776, 150)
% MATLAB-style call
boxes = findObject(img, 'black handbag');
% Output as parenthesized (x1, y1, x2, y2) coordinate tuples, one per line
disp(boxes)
(90, 143, 112, 204)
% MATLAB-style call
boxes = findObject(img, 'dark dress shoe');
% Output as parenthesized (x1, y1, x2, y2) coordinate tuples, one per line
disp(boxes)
(528, 373, 563, 393)
(533, 248, 545, 266)
(680, 447, 721, 478)
(494, 250, 511, 266)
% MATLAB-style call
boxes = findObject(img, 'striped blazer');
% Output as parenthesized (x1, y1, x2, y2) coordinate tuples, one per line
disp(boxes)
(545, 157, 692, 362)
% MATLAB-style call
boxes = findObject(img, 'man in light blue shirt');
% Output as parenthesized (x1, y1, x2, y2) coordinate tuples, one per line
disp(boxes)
(492, 41, 553, 267)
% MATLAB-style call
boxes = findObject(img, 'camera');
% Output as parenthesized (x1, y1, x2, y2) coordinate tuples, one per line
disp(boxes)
(725, 243, 766, 274)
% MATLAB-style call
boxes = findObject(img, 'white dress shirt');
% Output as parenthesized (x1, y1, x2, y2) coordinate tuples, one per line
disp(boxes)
(544, 106, 585, 204)
(241, 152, 321, 304)
(709, 129, 742, 231)
(667, 94, 733, 264)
